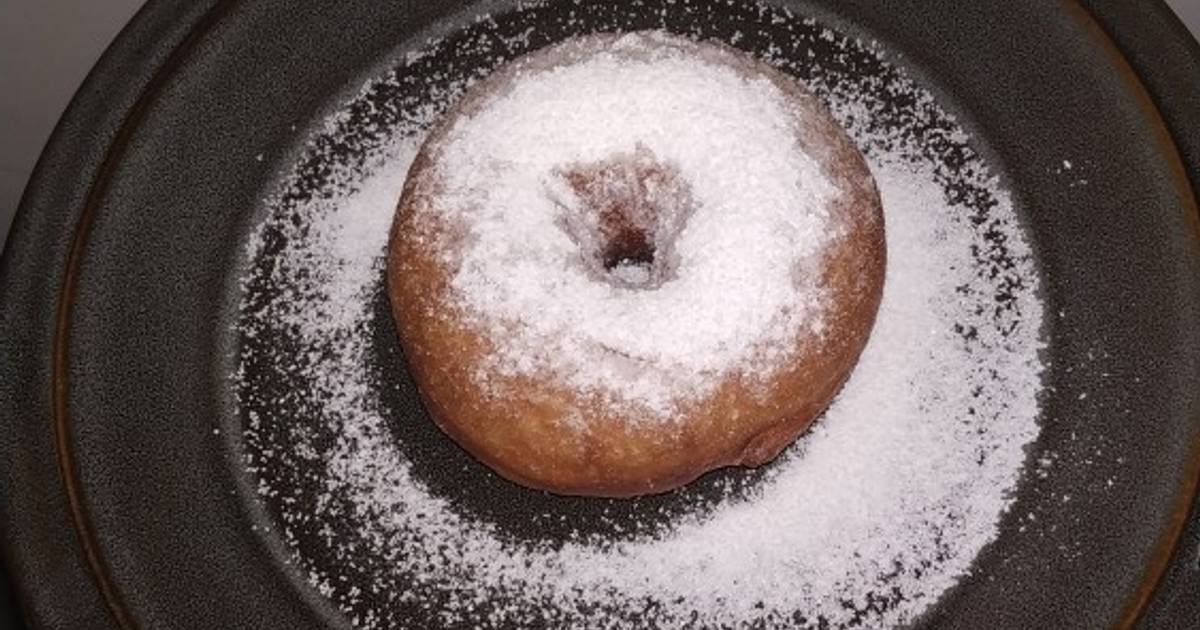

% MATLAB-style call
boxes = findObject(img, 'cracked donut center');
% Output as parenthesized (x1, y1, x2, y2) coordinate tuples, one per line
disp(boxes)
(552, 145, 695, 290)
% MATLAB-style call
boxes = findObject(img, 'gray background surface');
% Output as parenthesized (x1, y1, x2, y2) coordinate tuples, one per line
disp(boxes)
(0, 1, 1198, 246)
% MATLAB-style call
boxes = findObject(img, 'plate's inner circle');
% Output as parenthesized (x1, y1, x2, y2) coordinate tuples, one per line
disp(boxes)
(234, 1, 1044, 628)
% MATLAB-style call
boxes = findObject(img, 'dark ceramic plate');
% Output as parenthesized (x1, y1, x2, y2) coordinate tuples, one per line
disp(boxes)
(2, 1, 1199, 629)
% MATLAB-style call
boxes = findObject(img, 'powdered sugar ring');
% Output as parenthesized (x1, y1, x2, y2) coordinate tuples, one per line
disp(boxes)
(239, 6, 1045, 627)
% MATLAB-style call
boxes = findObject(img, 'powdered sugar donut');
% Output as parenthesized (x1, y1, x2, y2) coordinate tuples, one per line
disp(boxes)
(387, 31, 885, 497)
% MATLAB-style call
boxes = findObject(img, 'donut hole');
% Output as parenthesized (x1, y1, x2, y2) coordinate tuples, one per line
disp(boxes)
(551, 144, 694, 290)
(601, 225, 655, 271)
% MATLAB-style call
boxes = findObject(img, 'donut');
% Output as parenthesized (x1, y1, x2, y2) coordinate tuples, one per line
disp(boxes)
(387, 31, 885, 497)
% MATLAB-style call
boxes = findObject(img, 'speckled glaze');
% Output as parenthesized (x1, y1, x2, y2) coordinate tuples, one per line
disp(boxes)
(0, 1, 1197, 629)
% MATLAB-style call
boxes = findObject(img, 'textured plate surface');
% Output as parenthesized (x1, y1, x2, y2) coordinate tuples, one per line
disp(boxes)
(1, 1, 1198, 629)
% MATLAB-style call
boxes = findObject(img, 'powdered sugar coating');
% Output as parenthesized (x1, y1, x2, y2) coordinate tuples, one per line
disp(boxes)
(415, 32, 841, 416)
(237, 5, 1046, 629)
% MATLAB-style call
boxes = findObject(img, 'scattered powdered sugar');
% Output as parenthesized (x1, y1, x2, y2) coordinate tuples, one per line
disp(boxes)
(425, 32, 836, 416)
(236, 4, 1045, 629)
